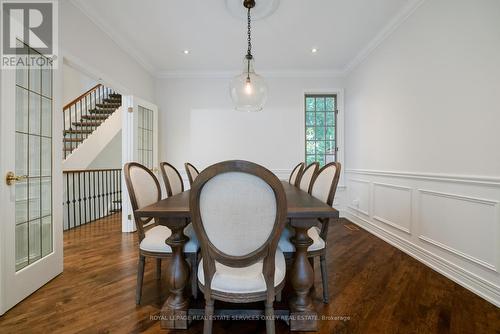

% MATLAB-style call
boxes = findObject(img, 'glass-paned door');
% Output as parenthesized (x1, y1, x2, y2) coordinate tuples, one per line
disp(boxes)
(15, 45, 53, 271)
(137, 105, 154, 169)
(121, 96, 158, 232)
(0, 41, 62, 315)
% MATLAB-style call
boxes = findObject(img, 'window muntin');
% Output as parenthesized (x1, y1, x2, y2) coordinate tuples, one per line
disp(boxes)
(305, 94, 337, 167)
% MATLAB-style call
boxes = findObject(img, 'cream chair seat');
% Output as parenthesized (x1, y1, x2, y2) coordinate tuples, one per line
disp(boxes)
(198, 250, 286, 294)
(140, 224, 199, 253)
(278, 226, 325, 253)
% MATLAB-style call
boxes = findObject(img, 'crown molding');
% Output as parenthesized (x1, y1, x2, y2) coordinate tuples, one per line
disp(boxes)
(70, 0, 426, 80)
(70, 0, 156, 75)
(155, 69, 346, 79)
(342, 0, 427, 74)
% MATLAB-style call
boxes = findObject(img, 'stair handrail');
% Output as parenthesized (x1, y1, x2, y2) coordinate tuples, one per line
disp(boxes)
(63, 83, 102, 111)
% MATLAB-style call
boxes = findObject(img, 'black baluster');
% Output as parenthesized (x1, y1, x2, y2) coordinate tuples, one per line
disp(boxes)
(93, 171, 97, 221)
(72, 172, 76, 229)
(77, 172, 82, 226)
(65, 173, 70, 229)
(83, 171, 88, 224)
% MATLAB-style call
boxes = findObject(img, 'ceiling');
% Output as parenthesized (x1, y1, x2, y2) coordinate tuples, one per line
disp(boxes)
(71, 0, 422, 77)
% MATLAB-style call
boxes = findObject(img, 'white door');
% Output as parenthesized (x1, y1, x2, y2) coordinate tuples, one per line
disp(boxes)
(121, 96, 159, 232)
(0, 44, 63, 314)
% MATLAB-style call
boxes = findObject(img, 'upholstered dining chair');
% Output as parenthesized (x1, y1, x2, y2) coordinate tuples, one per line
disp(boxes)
(298, 162, 319, 192)
(184, 162, 200, 186)
(278, 162, 341, 303)
(159, 162, 184, 196)
(289, 162, 304, 186)
(190, 160, 287, 334)
(124, 162, 200, 304)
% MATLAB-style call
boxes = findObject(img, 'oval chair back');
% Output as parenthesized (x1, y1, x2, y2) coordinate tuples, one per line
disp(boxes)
(190, 160, 287, 333)
(159, 162, 184, 197)
(185, 162, 200, 186)
(289, 162, 304, 186)
(124, 162, 161, 241)
(310, 162, 342, 239)
(298, 162, 319, 193)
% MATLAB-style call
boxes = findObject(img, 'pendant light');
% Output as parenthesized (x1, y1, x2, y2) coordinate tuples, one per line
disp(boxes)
(229, 0, 268, 112)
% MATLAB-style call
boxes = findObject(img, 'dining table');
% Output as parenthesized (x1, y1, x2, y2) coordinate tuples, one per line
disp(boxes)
(135, 180, 339, 331)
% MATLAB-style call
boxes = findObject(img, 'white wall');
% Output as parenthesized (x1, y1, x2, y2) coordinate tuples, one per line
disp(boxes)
(88, 130, 122, 169)
(62, 63, 97, 105)
(59, 1, 155, 102)
(155, 76, 344, 176)
(344, 0, 500, 306)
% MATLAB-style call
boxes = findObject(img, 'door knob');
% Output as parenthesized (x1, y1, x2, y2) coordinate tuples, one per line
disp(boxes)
(5, 171, 27, 185)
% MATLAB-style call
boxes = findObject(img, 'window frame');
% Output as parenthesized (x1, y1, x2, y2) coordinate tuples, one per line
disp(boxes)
(304, 93, 338, 167)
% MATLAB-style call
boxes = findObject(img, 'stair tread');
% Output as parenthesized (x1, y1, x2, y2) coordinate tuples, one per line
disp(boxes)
(63, 138, 83, 142)
(72, 122, 102, 127)
(81, 115, 109, 120)
(64, 129, 93, 134)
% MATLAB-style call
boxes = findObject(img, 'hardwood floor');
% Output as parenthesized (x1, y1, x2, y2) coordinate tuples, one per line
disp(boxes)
(0, 213, 498, 333)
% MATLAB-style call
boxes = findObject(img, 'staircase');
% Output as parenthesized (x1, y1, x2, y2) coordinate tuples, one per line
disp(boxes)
(63, 84, 122, 159)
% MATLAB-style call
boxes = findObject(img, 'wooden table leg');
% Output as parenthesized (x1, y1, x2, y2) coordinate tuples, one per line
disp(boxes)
(289, 219, 318, 331)
(160, 218, 190, 330)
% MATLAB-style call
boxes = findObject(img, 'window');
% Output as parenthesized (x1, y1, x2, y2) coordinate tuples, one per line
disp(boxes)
(305, 94, 337, 167)
(137, 105, 154, 168)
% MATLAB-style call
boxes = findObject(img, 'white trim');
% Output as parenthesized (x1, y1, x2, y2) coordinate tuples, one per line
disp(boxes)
(70, 0, 426, 79)
(346, 169, 500, 187)
(418, 189, 500, 206)
(69, 0, 156, 75)
(344, 210, 500, 308)
(156, 69, 346, 79)
(342, 0, 427, 74)
(418, 236, 497, 272)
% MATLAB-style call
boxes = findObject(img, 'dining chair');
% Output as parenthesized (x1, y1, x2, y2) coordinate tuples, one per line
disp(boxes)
(298, 162, 319, 192)
(124, 162, 200, 304)
(159, 162, 184, 196)
(190, 160, 287, 334)
(288, 162, 304, 186)
(184, 162, 200, 186)
(278, 162, 341, 303)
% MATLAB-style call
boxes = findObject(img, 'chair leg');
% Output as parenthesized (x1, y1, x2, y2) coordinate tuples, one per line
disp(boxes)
(265, 301, 275, 334)
(191, 253, 198, 299)
(320, 255, 329, 303)
(136, 255, 146, 305)
(204, 299, 214, 334)
(156, 258, 161, 280)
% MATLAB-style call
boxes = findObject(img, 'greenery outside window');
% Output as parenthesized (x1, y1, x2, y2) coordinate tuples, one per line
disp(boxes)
(305, 94, 337, 166)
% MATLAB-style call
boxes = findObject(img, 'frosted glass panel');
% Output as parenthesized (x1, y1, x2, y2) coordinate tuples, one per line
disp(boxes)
(29, 219, 41, 262)
(41, 216, 52, 257)
(15, 223, 28, 271)
(41, 137, 51, 176)
(41, 178, 51, 217)
(137, 105, 154, 168)
(41, 97, 51, 137)
(29, 178, 41, 221)
(29, 93, 40, 135)
(16, 87, 28, 132)
(16, 181, 28, 224)
(15, 133, 28, 175)
(29, 135, 41, 177)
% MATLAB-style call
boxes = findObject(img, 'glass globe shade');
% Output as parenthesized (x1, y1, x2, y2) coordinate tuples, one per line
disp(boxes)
(229, 57, 268, 112)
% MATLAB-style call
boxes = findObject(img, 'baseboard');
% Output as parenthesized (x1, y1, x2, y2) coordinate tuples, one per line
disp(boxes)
(343, 210, 500, 308)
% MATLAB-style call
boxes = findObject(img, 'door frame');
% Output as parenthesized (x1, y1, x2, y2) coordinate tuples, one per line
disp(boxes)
(121, 96, 159, 233)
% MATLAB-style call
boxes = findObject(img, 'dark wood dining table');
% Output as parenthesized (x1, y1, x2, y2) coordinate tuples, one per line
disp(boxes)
(135, 181, 339, 331)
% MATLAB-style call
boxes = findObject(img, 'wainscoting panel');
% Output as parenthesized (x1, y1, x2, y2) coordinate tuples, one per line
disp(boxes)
(418, 189, 498, 272)
(348, 179, 371, 216)
(344, 169, 500, 307)
(373, 183, 412, 234)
